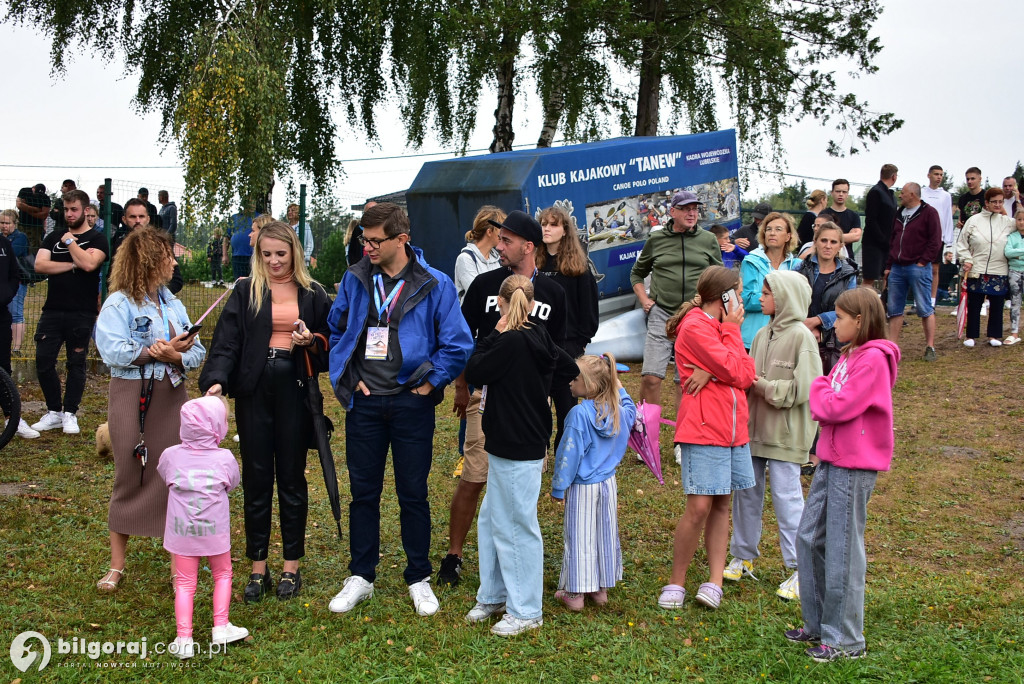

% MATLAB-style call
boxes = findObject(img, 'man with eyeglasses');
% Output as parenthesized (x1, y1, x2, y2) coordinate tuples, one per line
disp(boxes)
(326, 202, 473, 618)
(630, 190, 722, 407)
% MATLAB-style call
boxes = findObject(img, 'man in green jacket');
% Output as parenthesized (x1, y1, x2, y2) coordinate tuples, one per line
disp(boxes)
(630, 190, 722, 405)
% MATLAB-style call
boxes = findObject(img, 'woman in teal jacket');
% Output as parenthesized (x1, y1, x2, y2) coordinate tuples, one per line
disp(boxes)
(740, 212, 799, 348)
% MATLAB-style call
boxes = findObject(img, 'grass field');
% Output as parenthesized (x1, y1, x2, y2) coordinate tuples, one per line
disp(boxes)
(2, 304, 1022, 682)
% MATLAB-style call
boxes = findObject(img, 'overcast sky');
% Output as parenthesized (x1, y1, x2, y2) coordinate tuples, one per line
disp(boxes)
(1, 0, 1022, 215)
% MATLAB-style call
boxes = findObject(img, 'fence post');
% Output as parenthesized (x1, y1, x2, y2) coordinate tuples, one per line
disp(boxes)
(101, 178, 112, 299)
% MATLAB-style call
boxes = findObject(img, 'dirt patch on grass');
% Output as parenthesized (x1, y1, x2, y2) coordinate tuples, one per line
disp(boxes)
(1006, 515, 1024, 552)
(0, 482, 42, 496)
(938, 446, 985, 459)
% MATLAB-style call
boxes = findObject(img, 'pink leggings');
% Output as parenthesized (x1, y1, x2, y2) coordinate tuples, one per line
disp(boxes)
(173, 552, 232, 638)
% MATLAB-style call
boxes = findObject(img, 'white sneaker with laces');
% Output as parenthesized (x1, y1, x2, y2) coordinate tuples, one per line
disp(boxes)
(328, 575, 374, 613)
(963, 339, 975, 348)
(408, 577, 440, 616)
(16, 419, 40, 439)
(62, 412, 80, 434)
(490, 613, 542, 637)
(723, 557, 757, 581)
(776, 571, 799, 601)
(31, 410, 64, 431)
(169, 636, 195, 659)
(466, 602, 505, 623)
(211, 622, 249, 645)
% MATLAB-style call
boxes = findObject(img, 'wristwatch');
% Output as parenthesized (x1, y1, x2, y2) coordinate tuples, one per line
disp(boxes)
(63, 236, 75, 246)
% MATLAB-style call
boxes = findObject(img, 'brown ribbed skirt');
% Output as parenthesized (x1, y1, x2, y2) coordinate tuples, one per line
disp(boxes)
(107, 376, 188, 537)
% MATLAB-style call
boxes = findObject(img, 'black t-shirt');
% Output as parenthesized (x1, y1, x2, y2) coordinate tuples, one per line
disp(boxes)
(820, 207, 861, 261)
(538, 250, 599, 355)
(18, 187, 50, 250)
(40, 227, 110, 314)
(797, 211, 817, 246)
(958, 190, 985, 225)
(461, 266, 567, 346)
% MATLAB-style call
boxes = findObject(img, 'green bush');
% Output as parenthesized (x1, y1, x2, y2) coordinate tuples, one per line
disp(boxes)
(179, 254, 212, 283)
(311, 229, 347, 289)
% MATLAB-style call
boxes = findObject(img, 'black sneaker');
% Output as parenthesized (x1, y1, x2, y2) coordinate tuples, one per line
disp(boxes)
(277, 570, 302, 600)
(244, 567, 272, 604)
(806, 644, 865, 662)
(784, 627, 819, 643)
(437, 554, 463, 587)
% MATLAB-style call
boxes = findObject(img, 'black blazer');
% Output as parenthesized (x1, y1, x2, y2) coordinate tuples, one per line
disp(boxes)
(199, 278, 332, 397)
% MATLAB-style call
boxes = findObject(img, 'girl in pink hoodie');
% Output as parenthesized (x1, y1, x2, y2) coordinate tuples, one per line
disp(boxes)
(788, 287, 900, 663)
(157, 396, 248, 659)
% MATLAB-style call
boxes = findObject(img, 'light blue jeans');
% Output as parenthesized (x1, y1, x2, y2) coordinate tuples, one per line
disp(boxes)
(796, 461, 877, 652)
(476, 454, 544, 620)
(730, 458, 804, 568)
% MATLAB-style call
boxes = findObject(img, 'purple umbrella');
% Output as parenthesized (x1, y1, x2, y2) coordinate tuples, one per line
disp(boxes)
(629, 401, 670, 485)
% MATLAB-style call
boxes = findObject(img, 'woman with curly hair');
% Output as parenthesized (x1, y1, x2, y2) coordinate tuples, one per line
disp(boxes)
(95, 227, 206, 593)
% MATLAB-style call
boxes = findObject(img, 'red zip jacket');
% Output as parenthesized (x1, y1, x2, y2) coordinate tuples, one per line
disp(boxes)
(673, 307, 757, 446)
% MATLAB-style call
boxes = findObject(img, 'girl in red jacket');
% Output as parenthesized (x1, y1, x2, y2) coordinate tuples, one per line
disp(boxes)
(658, 266, 757, 611)
(787, 287, 899, 662)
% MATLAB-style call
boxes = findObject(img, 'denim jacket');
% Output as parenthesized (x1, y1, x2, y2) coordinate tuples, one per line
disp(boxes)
(96, 287, 206, 380)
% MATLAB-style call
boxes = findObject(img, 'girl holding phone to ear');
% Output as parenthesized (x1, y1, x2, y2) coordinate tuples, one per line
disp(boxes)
(658, 266, 757, 612)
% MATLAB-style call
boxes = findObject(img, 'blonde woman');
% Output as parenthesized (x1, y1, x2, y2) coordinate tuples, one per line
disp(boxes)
(200, 221, 332, 603)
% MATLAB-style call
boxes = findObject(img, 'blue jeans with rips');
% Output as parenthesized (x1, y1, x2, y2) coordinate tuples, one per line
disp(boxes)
(796, 461, 877, 652)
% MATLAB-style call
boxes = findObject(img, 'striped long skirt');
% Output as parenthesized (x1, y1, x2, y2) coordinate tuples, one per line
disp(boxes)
(557, 475, 623, 593)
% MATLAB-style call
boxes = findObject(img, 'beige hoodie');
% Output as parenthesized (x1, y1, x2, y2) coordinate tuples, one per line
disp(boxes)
(746, 270, 823, 463)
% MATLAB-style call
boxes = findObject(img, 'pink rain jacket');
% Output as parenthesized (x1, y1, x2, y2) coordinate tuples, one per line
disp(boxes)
(157, 396, 240, 556)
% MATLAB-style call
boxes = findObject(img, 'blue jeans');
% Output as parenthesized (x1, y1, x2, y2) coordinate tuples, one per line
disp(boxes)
(7, 283, 26, 323)
(886, 263, 934, 318)
(476, 455, 544, 620)
(345, 390, 435, 585)
(796, 461, 877, 652)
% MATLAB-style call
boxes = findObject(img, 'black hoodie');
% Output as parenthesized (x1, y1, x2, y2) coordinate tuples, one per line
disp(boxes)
(464, 323, 578, 461)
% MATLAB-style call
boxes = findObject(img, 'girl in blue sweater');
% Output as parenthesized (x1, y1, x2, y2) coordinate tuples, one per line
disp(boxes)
(551, 354, 637, 611)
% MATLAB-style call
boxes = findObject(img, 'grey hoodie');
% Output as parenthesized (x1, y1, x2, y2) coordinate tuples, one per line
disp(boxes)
(746, 270, 823, 463)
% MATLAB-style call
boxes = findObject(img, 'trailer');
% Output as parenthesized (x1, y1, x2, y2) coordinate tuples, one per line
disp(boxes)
(406, 131, 741, 319)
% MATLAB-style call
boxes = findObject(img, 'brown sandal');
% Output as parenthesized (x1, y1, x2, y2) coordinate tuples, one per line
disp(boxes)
(97, 568, 125, 593)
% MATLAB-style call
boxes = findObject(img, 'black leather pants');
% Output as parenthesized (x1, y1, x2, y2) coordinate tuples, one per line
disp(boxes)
(236, 354, 311, 561)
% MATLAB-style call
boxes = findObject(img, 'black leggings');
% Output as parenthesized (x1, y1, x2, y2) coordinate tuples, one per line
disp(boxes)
(965, 291, 1005, 341)
(235, 355, 312, 561)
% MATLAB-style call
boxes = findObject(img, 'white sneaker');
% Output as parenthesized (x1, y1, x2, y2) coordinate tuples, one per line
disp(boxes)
(169, 636, 194, 659)
(490, 613, 542, 637)
(31, 410, 64, 431)
(949, 309, 958, 316)
(16, 419, 40, 439)
(776, 571, 799, 601)
(465, 602, 505, 623)
(211, 622, 249, 645)
(408, 577, 439, 616)
(62, 412, 80, 434)
(722, 557, 757, 581)
(989, 339, 1002, 347)
(328, 575, 374, 613)
(963, 339, 975, 348)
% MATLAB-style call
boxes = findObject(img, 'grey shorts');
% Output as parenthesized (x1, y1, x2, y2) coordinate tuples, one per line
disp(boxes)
(641, 304, 675, 379)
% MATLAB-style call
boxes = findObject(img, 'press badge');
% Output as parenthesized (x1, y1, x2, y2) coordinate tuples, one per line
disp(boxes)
(167, 365, 184, 388)
(478, 385, 488, 414)
(365, 327, 390, 360)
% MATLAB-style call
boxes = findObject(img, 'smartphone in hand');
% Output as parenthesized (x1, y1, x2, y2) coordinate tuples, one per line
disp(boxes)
(183, 324, 203, 340)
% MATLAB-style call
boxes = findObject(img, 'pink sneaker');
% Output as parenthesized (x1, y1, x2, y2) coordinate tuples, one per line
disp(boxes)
(587, 589, 608, 606)
(554, 590, 584, 611)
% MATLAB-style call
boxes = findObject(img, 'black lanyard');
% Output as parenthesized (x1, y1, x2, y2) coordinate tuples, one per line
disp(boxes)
(134, 369, 156, 485)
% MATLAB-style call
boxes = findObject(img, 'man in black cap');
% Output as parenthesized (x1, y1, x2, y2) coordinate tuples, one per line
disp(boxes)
(630, 190, 722, 406)
(437, 209, 568, 588)
(732, 201, 771, 250)
(16, 183, 51, 252)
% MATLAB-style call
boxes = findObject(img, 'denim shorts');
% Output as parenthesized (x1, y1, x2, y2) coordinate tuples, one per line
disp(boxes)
(886, 263, 934, 318)
(677, 443, 755, 496)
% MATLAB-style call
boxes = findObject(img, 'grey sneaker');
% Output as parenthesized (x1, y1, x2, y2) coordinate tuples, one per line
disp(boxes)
(923, 347, 937, 362)
(466, 602, 505, 623)
(490, 613, 542, 637)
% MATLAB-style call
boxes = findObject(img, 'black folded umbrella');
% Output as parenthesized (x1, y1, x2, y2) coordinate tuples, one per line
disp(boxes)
(302, 346, 343, 540)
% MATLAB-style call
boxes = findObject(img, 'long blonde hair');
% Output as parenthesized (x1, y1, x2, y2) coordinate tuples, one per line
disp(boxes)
(535, 206, 587, 276)
(248, 221, 314, 313)
(575, 354, 622, 436)
(344, 218, 360, 247)
(498, 274, 534, 331)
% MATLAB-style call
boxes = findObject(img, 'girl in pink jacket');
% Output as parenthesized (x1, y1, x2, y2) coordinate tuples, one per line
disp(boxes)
(157, 396, 249, 659)
(788, 287, 899, 663)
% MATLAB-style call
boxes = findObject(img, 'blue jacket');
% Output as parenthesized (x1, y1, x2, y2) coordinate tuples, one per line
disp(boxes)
(551, 388, 637, 499)
(328, 245, 473, 409)
(740, 247, 797, 348)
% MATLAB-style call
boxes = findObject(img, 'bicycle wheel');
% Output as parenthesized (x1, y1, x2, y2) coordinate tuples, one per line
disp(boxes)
(0, 368, 20, 450)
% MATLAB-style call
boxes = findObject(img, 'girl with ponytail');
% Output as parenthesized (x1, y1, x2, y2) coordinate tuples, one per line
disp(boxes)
(463, 274, 578, 636)
(550, 353, 636, 611)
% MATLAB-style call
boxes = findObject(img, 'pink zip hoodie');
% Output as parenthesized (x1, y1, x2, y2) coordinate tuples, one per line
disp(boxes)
(157, 396, 240, 556)
(809, 339, 900, 472)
